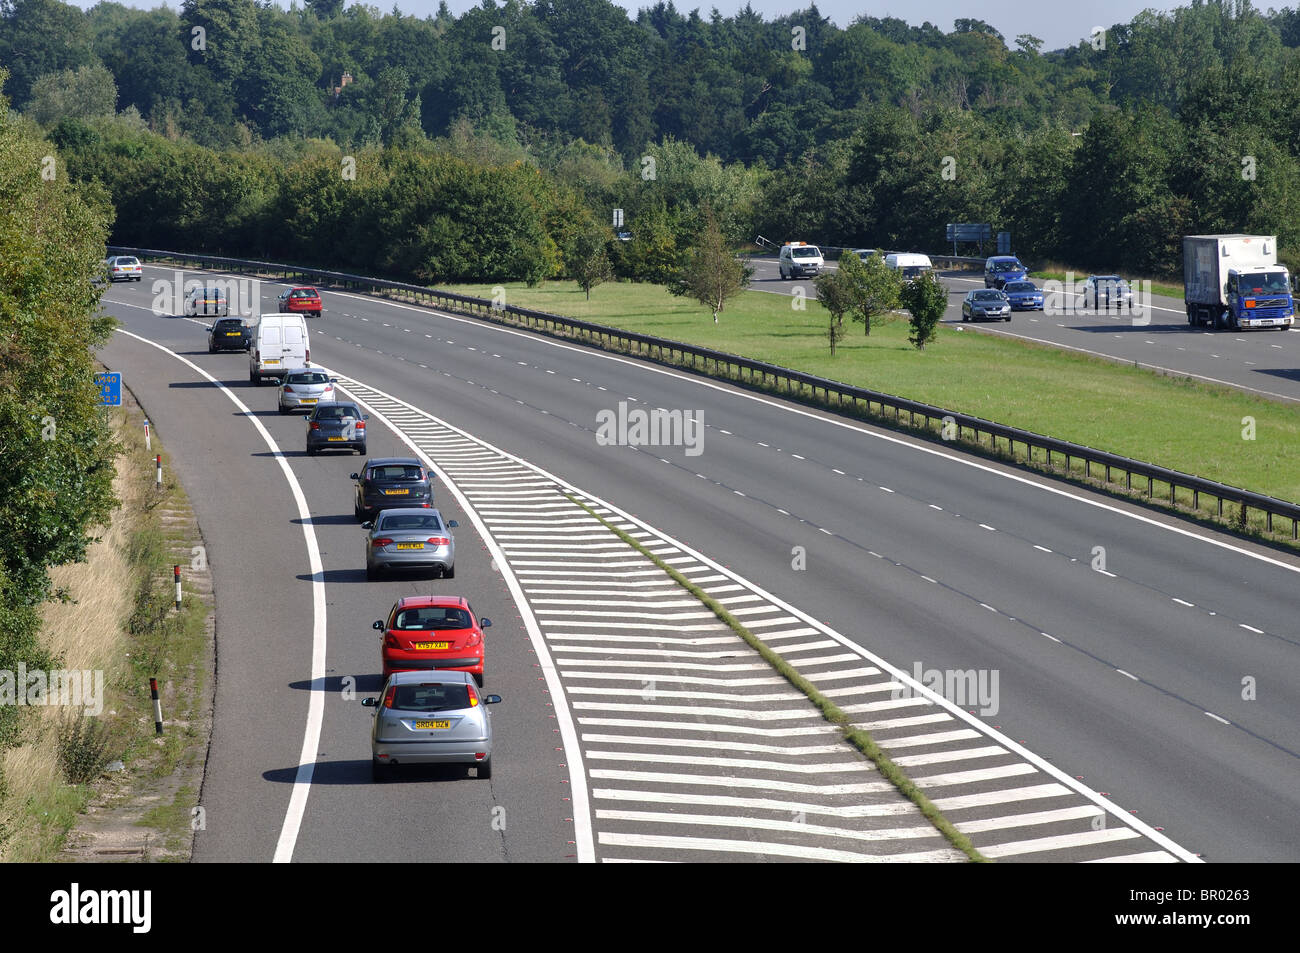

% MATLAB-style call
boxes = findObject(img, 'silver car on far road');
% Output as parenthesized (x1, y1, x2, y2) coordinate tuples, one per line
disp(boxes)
(362, 670, 502, 781)
(364, 507, 458, 579)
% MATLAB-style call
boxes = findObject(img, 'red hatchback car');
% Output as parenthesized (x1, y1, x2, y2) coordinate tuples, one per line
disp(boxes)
(278, 286, 322, 317)
(375, 596, 492, 686)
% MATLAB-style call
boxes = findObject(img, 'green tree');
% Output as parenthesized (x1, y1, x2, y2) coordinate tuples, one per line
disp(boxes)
(814, 261, 854, 355)
(900, 272, 948, 349)
(669, 207, 751, 322)
(838, 250, 902, 336)
(568, 226, 614, 299)
(26, 64, 117, 126)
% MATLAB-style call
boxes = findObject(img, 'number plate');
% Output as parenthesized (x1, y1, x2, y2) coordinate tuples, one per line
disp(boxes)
(395, 542, 424, 550)
(327, 436, 345, 441)
(413, 641, 449, 650)
(265, 359, 280, 365)
(414, 720, 451, 730)
(383, 489, 408, 495)
(225, 332, 241, 336)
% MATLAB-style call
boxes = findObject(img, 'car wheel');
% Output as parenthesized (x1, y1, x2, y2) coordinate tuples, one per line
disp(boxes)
(306, 446, 316, 456)
(356, 445, 366, 455)
(1004, 315, 1011, 322)
(249, 371, 257, 384)
(477, 759, 492, 780)
(962, 313, 969, 322)
(366, 564, 378, 581)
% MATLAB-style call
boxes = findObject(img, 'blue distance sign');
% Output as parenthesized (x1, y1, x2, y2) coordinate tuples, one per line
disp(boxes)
(95, 372, 122, 406)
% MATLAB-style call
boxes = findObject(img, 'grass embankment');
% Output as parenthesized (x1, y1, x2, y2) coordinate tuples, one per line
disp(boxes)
(565, 494, 986, 862)
(0, 383, 213, 861)
(439, 279, 1300, 508)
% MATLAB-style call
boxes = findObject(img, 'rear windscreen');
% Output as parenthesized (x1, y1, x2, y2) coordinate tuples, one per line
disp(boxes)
(370, 466, 423, 481)
(390, 683, 472, 712)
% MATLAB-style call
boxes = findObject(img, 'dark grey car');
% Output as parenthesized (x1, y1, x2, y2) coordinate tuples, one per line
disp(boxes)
(962, 289, 1012, 322)
(362, 670, 502, 781)
(305, 401, 367, 455)
(352, 457, 434, 520)
(364, 507, 458, 579)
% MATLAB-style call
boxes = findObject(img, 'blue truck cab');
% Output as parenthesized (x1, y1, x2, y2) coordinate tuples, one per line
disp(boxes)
(984, 256, 1027, 289)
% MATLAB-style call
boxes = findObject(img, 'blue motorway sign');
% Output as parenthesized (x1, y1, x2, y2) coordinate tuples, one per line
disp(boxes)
(95, 372, 122, 406)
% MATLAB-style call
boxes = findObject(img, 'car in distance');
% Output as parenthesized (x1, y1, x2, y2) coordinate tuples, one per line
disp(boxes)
(185, 285, 229, 316)
(278, 369, 337, 414)
(984, 255, 1028, 289)
(362, 670, 501, 781)
(278, 286, 322, 317)
(304, 401, 367, 455)
(106, 256, 143, 282)
(1002, 280, 1045, 311)
(778, 242, 824, 279)
(373, 596, 487, 685)
(352, 457, 434, 520)
(364, 508, 457, 580)
(1084, 275, 1134, 309)
(207, 317, 251, 352)
(962, 289, 1012, 322)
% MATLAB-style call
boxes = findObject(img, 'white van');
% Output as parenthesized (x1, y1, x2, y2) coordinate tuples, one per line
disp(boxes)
(778, 242, 824, 279)
(885, 253, 933, 282)
(250, 312, 310, 385)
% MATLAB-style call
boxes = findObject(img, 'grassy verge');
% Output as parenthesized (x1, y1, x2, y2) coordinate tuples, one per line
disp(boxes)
(564, 493, 987, 862)
(433, 278, 1300, 512)
(0, 379, 214, 862)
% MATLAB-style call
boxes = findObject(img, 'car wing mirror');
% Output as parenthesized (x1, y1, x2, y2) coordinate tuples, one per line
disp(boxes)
(361, 521, 372, 529)
(350, 473, 360, 480)
(484, 695, 503, 705)
(448, 520, 458, 528)
(372, 620, 384, 630)
(480, 618, 492, 628)
(361, 697, 378, 707)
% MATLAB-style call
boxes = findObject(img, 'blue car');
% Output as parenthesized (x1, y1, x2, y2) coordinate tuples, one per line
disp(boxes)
(985, 256, 1028, 289)
(1002, 280, 1044, 311)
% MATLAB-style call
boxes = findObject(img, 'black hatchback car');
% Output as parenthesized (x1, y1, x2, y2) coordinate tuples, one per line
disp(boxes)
(352, 457, 434, 520)
(207, 317, 251, 352)
(305, 401, 368, 455)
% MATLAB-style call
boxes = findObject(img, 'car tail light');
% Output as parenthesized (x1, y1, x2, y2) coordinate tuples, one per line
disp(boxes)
(283, 385, 294, 393)
(384, 633, 400, 649)
(467, 683, 480, 708)
(310, 422, 320, 430)
(355, 420, 366, 430)
(382, 685, 397, 709)
(372, 537, 393, 547)
(305, 347, 311, 362)
(426, 536, 450, 545)
(474, 752, 486, 761)
(465, 632, 481, 648)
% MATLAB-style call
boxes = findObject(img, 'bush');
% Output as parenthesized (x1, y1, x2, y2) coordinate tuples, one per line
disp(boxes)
(56, 713, 113, 785)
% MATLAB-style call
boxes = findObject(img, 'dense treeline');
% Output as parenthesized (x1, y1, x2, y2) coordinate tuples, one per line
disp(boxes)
(0, 73, 118, 750)
(6, 0, 1300, 278)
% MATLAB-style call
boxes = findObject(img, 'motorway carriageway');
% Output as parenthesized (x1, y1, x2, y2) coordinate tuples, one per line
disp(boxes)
(94, 266, 1300, 862)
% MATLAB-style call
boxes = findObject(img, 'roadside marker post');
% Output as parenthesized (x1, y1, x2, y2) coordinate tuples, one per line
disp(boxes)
(150, 678, 163, 736)
(144, 418, 150, 452)
(155, 454, 162, 487)
(174, 565, 182, 610)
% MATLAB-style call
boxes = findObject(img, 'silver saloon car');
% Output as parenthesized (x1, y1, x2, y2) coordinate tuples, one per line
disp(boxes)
(362, 670, 502, 781)
(279, 369, 338, 414)
(364, 507, 458, 580)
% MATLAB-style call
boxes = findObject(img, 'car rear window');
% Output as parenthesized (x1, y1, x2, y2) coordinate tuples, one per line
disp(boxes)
(287, 372, 329, 384)
(394, 606, 470, 630)
(314, 405, 358, 419)
(291, 289, 318, 298)
(369, 465, 424, 481)
(380, 514, 444, 533)
(1004, 282, 1035, 292)
(791, 247, 820, 258)
(389, 683, 473, 712)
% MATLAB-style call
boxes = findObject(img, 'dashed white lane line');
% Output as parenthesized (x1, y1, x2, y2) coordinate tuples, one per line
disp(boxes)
(1206, 712, 1231, 725)
(1041, 633, 1061, 643)
(880, 486, 895, 493)
(1034, 545, 1052, 553)
(1172, 598, 1195, 607)
(978, 523, 996, 532)
(1239, 624, 1264, 634)
(1116, 669, 1139, 681)
(1095, 569, 1117, 578)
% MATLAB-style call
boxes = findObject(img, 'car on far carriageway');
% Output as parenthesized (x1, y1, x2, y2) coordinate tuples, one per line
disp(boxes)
(305, 400, 367, 455)
(352, 457, 434, 520)
(1084, 274, 1134, 309)
(362, 670, 501, 781)
(1002, 280, 1044, 311)
(185, 285, 229, 316)
(279, 369, 337, 414)
(962, 289, 1012, 322)
(363, 507, 457, 580)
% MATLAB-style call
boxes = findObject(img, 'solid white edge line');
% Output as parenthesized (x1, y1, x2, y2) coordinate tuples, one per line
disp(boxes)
(327, 373, 595, 863)
(311, 365, 1202, 864)
(113, 328, 327, 865)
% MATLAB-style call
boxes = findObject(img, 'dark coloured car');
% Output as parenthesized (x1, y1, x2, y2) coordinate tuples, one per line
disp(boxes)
(1084, 275, 1134, 309)
(1002, 280, 1044, 311)
(278, 286, 322, 317)
(962, 289, 1012, 322)
(352, 457, 434, 520)
(207, 317, 251, 352)
(186, 286, 229, 316)
(305, 401, 367, 455)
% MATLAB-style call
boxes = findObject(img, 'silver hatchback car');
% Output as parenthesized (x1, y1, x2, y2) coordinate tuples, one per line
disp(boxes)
(362, 670, 502, 781)
(363, 507, 457, 580)
(279, 369, 338, 414)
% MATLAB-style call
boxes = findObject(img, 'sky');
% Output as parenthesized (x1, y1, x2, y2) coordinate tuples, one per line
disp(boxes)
(67, 0, 1188, 53)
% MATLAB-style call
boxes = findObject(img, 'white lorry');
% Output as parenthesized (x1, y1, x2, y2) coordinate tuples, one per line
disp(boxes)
(1183, 234, 1295, 330)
